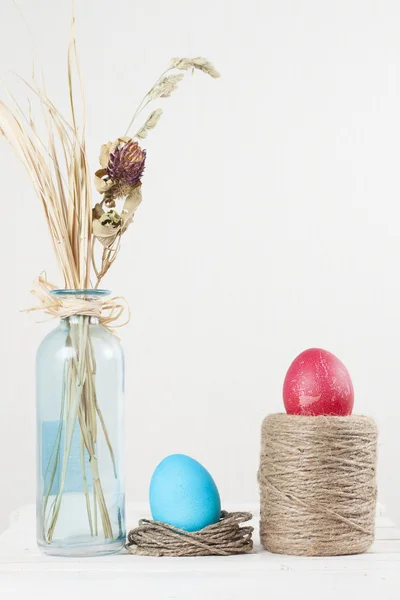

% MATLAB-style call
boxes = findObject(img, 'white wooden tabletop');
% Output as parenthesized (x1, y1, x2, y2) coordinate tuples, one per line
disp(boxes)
(0, 503, 399, 599)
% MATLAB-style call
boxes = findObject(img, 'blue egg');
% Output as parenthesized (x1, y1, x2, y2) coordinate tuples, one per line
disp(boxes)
(149, 454, 221, 532)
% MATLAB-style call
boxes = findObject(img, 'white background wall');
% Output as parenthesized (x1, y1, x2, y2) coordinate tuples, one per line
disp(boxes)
(0, 0, 399, 533)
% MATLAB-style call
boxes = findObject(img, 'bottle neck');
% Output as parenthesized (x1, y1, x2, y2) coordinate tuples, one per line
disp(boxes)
(51, 289, 111, 329)
(62, 315, 100, 326)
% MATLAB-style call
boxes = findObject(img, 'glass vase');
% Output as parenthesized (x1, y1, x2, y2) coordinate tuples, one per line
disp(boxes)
(36, 290, 125, 556)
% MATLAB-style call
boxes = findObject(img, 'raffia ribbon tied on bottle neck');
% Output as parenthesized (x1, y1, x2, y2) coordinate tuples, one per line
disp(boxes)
(25, 275, 130, 335)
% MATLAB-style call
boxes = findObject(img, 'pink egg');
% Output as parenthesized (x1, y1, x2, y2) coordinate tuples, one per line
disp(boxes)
(283, 348, 354, 416)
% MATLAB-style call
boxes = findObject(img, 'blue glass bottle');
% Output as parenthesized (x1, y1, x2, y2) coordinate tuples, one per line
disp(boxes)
(36, 290, 125, 556)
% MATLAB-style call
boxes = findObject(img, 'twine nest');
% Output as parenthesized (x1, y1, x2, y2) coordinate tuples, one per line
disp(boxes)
(126, 511, 254, 557)
(258, 413, 378, 557)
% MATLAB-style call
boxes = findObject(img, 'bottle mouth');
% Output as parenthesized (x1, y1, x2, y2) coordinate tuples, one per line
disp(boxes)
(50, 289, 111, 298)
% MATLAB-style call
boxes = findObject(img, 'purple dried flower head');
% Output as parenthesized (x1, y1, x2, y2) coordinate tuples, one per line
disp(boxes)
(106, 140, 146, 187)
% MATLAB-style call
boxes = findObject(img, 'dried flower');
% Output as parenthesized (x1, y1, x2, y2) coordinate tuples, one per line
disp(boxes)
(123, 57, 219, 139)
(135, 108, 163, 140)
(170, 57, 220, 78)
(103, 186, 129, 205)
(94, 169, 114, 194)
(149, 73, 184, 100)
(94, 56, 219, 260)
(99, 137, 131, 169)
(99, 210, 122, 227)
(93, 185, 142, 248)
(106, 140, 146, 187)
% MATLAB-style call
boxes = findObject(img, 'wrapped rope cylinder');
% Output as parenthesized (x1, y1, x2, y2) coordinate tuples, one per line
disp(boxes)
(258, 414, 378, 556)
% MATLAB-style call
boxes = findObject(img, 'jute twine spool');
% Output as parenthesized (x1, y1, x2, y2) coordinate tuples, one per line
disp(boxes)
(258, 414, 378, 556)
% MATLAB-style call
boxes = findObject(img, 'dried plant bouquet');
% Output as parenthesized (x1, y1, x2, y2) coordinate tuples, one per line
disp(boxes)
(0, 16, 219, 550)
